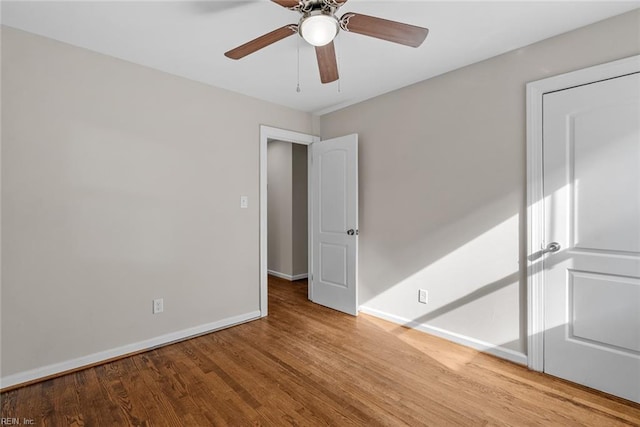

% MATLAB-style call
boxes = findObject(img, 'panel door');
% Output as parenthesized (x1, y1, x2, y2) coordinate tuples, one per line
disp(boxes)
(543, 72, 640, 403)
(310, 134, 358, 315)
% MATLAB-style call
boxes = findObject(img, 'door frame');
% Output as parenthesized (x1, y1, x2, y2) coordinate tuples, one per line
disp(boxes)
(259, 125, 320, 317)
(525, 55, 640, 372)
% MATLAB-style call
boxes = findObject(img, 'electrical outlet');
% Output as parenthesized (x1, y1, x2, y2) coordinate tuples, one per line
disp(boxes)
(153, 298, 164, 314)
(418, 289, 428, 304)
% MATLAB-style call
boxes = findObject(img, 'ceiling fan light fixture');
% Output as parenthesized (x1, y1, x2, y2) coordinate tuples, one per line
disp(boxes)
(300, 11, 339, 46)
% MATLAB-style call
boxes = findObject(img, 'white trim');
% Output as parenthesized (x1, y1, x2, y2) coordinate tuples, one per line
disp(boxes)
(360, 306, 527, 366)
(307, 143, 313, 302)
(267, 270, 308, 281)
(526, 77, 546, 373)
(259, 126, 320, 318)
(526, 55, 640, 372)
(0, 310, 260, 390)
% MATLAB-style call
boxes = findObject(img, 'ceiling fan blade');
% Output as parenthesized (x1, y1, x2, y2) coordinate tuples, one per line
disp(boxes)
(271, 0, 300, 10)
(225, 25, 298, 60)
(315, 42, 339, 84)
(340, 13, 428, 48)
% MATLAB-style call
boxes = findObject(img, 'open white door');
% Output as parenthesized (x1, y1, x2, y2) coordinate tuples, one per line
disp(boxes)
(310, 134, 358, 316)
(542, 72, 640, 403)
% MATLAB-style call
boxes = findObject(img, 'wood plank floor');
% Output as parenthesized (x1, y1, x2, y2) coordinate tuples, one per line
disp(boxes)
(2, 275, 639, 426)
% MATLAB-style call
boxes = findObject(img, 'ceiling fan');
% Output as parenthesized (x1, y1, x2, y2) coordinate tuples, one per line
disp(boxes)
(224, 0, 429, 84)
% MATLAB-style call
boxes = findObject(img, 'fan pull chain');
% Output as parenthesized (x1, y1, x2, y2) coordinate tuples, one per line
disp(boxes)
(336, 37, 341, 93)
(296, 36, 301, 93)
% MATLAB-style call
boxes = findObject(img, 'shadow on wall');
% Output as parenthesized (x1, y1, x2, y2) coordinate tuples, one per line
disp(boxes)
(346, 71, 532, 353)
(360, 199, 526, 353)
(357, 109, 629, 355)
(407, 271, 520, 325)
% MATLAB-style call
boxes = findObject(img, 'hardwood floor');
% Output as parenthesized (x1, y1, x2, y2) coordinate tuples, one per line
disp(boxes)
(2, 275, 639, 426)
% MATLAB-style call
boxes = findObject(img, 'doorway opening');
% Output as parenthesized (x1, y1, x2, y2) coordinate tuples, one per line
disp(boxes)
(259, 126, 319, 317)
(267, 139, 309, 284)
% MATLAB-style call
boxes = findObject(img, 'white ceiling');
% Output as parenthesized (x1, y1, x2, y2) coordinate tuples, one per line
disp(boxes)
(2, 1, 638, 114)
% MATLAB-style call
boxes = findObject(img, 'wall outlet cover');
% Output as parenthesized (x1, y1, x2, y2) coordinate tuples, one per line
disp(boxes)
(418, 289, 428, 304)
(153, 298, 164, 314)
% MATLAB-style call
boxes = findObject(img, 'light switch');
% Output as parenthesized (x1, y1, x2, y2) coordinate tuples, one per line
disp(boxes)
(240, 196, 248, 209)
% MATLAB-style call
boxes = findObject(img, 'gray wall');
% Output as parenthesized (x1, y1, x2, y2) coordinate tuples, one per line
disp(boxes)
(267, 141, 308, 278)
(267, 141, 293, 276)
(291, 144, 308, 277)
(1, 26, 313, 379)
(320, 10, 640, 356)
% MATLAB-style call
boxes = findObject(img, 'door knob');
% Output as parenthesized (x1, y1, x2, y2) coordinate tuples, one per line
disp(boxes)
(347, 229, 358, 236)
(542, 242, 561, 254)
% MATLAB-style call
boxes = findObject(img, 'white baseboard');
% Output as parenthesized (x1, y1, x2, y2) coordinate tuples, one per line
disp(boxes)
(268, 270, 308, 281)
(0, 310, 261, 390)
(359, 306, 527, 366)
